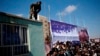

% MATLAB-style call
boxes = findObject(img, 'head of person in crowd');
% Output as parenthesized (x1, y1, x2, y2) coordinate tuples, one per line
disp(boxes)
(48, 48, 58, 56)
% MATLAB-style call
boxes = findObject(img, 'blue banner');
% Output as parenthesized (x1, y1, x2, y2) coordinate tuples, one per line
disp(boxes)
(50, 20, 79, 44)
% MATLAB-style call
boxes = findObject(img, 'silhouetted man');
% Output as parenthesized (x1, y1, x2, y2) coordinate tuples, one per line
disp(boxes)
(30, 1, 41, 20)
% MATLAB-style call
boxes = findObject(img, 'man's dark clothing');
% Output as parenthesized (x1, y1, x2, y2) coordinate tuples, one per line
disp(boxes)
(30, 2, 41, 20)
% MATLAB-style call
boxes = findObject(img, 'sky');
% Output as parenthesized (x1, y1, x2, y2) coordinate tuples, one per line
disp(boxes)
(0, 0, 100, 38)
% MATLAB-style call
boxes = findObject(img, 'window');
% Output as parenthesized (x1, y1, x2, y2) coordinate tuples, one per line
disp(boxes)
(13, 45, 29, 55)
(2, 25, 20, 45)
(21, 27, 27, 44)
(0, 24, 1, 46)
(0, 23, 29, 56)
(0, 46, 13, 56)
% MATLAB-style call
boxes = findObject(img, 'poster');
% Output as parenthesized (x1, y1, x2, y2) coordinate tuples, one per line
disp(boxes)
(77, 27, 89, 42)
(50, 20, 79, 44)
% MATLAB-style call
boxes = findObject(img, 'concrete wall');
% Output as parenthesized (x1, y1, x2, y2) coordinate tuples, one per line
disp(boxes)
(0, 12, 45, 56)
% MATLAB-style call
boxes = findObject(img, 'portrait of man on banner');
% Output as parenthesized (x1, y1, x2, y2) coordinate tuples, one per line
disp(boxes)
(78, 29, 89, 42)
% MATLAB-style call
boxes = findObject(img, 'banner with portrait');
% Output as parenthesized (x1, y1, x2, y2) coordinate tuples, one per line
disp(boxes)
(77, 27, 89, 42)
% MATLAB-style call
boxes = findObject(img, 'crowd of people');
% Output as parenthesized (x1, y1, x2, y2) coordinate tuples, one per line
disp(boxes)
(46, 41, 100, 56)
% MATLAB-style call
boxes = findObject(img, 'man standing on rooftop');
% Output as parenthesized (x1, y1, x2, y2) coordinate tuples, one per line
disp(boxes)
(30, 1, 42, 20)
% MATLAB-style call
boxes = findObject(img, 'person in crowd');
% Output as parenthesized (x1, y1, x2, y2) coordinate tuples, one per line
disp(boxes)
(50, 48, 59, 56)
(58, 49, 65, 56)
(47, 40, 100, 56)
